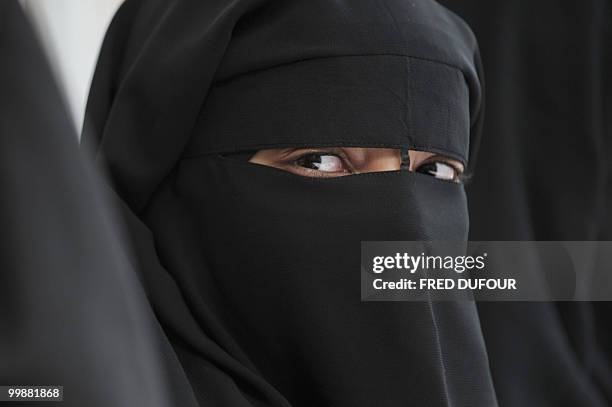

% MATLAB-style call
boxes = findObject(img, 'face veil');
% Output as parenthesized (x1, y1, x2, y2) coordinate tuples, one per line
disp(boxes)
(83, 0, 495, 406)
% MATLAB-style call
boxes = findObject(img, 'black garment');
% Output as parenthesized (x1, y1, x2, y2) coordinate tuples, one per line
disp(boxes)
(438, 1, 612, 406)
(83, 0, 496, 405)
(0, 2, 178, 406)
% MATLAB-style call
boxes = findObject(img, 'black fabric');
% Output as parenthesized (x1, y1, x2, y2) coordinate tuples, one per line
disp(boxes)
(184, 56, 471, 165)
(156, 156, 495, 406)
(0, 2, 187, 406)
(83, 0, 497, 405)
(438, 0, 612, 406)
(82, 0, 484, 212)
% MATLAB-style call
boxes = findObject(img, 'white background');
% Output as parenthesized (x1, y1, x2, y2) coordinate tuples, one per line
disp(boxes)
(21, 0, 125, 134)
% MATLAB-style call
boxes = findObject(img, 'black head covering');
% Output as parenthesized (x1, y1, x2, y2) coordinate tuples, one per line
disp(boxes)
(83, 0, 484, 212)
(84, 0, 494, 405)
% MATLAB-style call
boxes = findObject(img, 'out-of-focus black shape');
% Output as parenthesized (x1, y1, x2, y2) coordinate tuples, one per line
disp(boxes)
(0, 2, 190, 406)
(439, 0, 612, 405)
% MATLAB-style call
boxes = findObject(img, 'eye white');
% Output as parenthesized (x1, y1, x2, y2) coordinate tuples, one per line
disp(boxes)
(417, 161, 458, 181)
(313, 155, 344, 172)
(431, 162, 457, 180)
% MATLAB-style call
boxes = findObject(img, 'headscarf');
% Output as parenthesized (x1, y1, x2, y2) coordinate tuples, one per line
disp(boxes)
(83, 1, 495, 405)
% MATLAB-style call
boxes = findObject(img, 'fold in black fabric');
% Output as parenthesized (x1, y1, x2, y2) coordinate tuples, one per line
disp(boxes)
(438, 1, 612, 406)
(83, 0, 496, 405)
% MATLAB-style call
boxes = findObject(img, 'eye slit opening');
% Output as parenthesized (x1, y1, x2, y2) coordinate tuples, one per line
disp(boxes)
(247, 147, 465, 181)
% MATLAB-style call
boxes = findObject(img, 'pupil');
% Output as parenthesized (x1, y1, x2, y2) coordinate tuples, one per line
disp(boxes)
(296, 154, 323, 170)
(417, 162, 438, 176)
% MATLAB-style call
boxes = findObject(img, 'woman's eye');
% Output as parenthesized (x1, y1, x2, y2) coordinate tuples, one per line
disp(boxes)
(294, 153, 347, 173)
(416, 161, 459, 181)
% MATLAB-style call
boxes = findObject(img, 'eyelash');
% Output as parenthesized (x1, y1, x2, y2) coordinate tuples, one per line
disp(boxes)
(288, 149, 463, 182)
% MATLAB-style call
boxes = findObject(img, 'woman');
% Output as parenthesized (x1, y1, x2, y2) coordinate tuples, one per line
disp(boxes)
(83, 0, 494, 405)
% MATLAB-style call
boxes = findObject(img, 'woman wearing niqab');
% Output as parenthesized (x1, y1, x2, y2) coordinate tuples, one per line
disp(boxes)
(83, 0, 496, 405)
